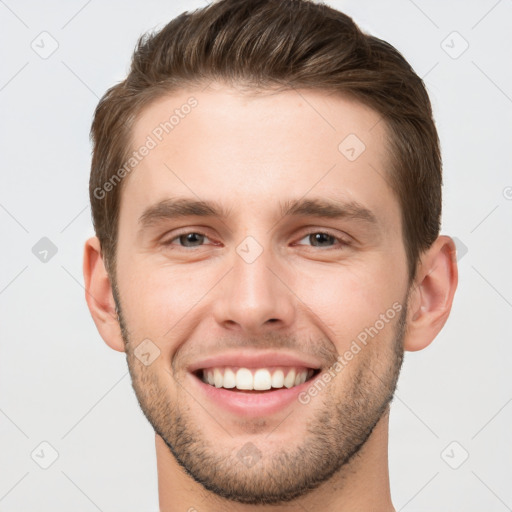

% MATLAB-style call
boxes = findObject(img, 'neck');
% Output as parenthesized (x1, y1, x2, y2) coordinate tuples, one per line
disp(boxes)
(156, 409, 394, 512)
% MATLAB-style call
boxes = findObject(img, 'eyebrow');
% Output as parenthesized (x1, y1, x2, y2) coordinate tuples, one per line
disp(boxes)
(138, 196, 378, 229)
(138, 198, 232, 228)
(279, 197, 377, 224)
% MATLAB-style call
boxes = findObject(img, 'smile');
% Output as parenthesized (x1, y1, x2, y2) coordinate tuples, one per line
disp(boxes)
(197, 366, 319, 391)
(186, 350, 324, 415)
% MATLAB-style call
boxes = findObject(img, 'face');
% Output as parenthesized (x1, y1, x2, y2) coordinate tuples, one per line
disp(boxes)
(113, 85, 410, 504)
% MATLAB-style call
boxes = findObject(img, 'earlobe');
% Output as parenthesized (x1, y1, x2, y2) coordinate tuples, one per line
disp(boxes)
(83, 237, 126, 353)
(403, 235, 458, 352)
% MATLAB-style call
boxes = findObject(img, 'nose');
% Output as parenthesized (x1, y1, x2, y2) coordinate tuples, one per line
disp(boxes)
(212, 241, 296, 335)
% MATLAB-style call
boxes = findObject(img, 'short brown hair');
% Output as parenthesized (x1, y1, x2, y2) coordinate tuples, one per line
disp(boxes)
(90, 0, 441, 281)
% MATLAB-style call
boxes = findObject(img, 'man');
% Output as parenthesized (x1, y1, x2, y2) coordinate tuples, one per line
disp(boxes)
(83, 0, 458, 510)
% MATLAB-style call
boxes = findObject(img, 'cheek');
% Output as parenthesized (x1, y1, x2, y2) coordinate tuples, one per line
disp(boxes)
(290, 260, 404, 349)
(117, 260, 214, 339)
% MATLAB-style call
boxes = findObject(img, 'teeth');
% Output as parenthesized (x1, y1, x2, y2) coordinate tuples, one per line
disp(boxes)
(253, 369, 272, 390)
(223, 368, 236, 388)
(284, 369, 296, 388)
(214, 368, 223, 388)
(294, 371, 307, 386)
(236, 368, 253, 390)
(271, 369, 284, 388)
(201, 366, 312, 391)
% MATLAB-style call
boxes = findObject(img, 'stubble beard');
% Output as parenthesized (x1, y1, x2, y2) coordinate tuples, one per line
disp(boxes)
(114, 285, 406, 505)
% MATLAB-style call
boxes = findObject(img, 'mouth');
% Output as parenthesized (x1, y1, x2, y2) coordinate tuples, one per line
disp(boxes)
(193, 366, 321, 393)
(186, 351, 324, 416)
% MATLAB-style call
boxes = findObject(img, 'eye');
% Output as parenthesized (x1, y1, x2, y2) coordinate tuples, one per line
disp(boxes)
(296, 231, 348, 249)
(164, 231, 213, 248)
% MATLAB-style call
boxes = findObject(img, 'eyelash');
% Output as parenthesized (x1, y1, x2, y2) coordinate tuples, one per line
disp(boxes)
(162, 229, 350, 250)
(295, 231, 351, 249)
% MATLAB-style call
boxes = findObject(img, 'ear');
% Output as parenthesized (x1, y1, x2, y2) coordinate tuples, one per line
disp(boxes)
(83, 236, 126, 352)
(403, 235, 458, 352)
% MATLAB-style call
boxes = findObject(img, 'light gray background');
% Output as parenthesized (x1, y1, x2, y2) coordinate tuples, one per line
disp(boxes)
(1, 0, 511, 510)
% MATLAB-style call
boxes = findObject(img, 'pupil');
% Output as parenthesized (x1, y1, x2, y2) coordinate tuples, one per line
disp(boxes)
(311, 233, 332, 246)
(181, 233, 203, 246)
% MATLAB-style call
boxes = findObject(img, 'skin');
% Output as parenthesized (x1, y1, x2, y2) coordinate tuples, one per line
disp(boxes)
(84, 84, 458, 511)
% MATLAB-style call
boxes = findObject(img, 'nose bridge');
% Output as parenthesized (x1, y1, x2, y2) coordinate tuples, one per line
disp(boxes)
(213, 234, 295, 333)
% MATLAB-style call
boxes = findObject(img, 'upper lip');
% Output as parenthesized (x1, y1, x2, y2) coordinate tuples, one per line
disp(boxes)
(187, 350, 323, 373)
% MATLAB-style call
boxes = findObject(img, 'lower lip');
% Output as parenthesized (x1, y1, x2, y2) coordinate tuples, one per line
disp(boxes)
(188, 372, 317, 417)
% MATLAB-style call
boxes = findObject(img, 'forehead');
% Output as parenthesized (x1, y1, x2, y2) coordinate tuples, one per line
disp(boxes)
(122, 85, 399, 231)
